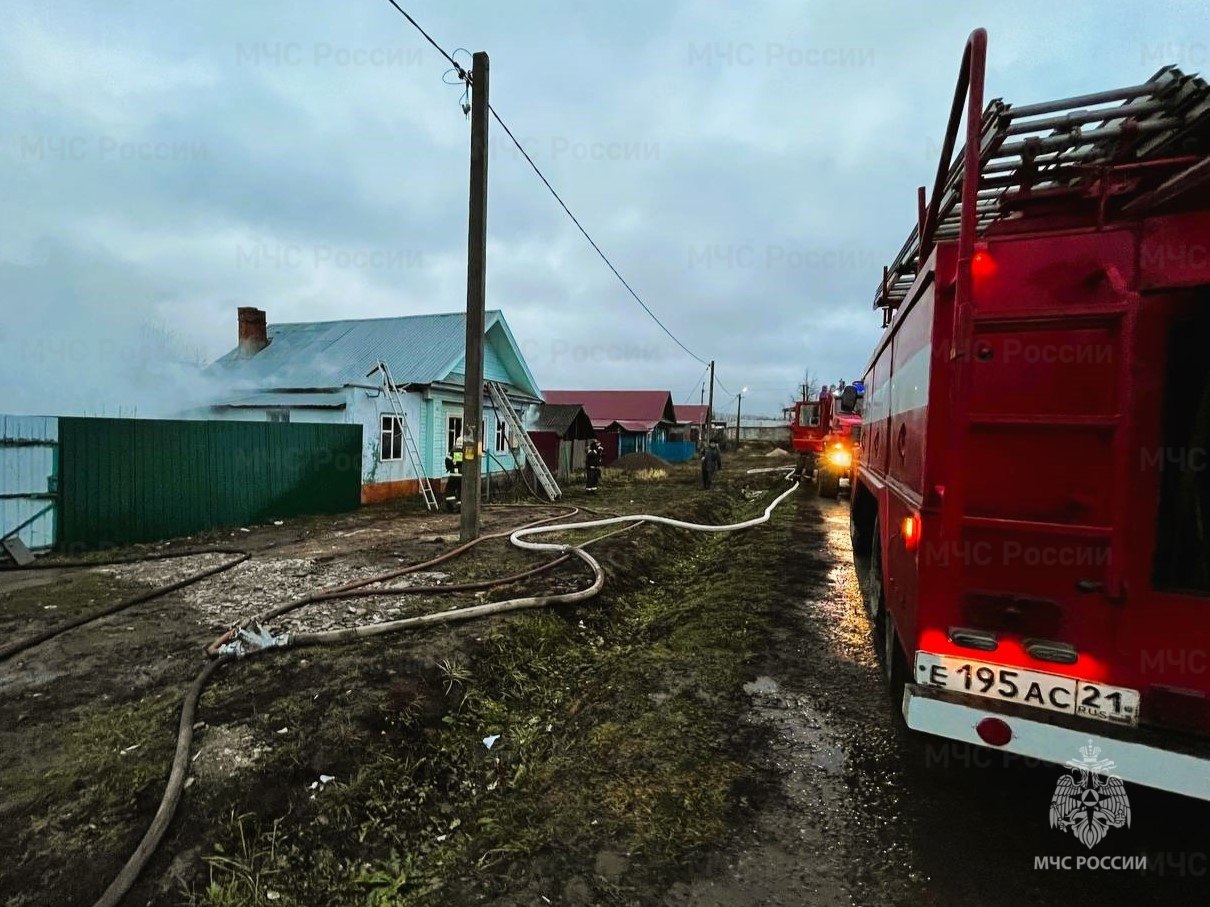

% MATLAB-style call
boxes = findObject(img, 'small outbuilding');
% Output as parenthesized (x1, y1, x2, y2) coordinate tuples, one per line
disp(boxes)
(527, 403, 595, 478)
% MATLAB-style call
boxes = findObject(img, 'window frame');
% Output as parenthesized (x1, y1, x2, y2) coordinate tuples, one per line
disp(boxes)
(799, 403, 821, 428)
(380, 414, 404, 461)
(446, 414, 464, 455)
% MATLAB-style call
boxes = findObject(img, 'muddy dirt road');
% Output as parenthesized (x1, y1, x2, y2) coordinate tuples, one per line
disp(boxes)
(669, 496, 1209, 907)
(2, 467, 1208, 906)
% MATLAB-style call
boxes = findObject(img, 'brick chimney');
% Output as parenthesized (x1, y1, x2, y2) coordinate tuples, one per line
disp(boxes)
(238, 307, 268, 355)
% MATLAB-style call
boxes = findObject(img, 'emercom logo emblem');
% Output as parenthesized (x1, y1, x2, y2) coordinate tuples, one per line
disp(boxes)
(1049, 740, 1132, 849)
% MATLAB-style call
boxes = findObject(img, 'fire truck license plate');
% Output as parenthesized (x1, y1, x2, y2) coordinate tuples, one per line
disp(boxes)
(914, 652, 1139, 726)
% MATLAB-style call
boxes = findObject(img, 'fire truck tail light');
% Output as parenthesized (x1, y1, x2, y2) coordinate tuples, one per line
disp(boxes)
(900, 513, 921, 551)
(971, 249, 997, 278)
(976, 717, 1013, 747)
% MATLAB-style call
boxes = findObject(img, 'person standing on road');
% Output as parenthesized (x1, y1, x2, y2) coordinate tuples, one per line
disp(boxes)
(701, 439, 722, 489)
(444, 446, 464, 512)
(585, 440, 603, 493)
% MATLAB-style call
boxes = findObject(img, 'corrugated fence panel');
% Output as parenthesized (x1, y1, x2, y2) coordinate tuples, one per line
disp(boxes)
(650, 439, 697, 463)
(0, 414, 59, 550)
(58, 418, 361, 550)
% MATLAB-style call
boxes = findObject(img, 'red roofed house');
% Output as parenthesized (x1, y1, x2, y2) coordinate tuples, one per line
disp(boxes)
(674, 404, 709, 443)
(543, 390, 695, 463)
(674, 403, 728, 445)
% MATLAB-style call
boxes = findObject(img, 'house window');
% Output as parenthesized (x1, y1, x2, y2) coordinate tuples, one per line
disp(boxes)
(267, 410, 290, 423)
(446, 414, 464, 454)
(495, 418, 508, 452)
(380, 414, 403, 461)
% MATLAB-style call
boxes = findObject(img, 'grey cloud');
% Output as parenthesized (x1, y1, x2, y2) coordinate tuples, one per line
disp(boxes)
(2, 0, 1205, 417)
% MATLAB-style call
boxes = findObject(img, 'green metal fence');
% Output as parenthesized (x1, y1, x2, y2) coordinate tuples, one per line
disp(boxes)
(57, 418, 361, 550)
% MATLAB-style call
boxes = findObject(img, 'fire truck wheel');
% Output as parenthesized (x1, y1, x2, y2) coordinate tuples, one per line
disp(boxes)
(796, 454, 814, 480)
(849, 498, 871, 556)
(818, 470, 840, 498)
(883, 611, 909, 707)
(865, 517, 885, 625)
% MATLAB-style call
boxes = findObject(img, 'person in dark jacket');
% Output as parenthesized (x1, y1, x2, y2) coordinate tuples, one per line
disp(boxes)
(701, 439, 722, 489)
(443, 447, 463, 512)
(585, 440, 603, 492)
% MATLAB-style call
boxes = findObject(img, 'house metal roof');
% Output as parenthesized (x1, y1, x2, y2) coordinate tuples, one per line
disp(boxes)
(543, 390, 677, 432)
(529, 403, 595, 439)
(208, 310, 541, 397)
(214, 391, 347, 409)
(675, 404, 709, 425)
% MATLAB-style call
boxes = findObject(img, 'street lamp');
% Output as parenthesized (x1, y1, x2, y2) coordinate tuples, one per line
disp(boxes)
(735, 387, 748, 448)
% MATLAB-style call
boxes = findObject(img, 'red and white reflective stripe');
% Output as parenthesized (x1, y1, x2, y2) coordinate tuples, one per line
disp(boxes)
(903, 686, 1210, 801)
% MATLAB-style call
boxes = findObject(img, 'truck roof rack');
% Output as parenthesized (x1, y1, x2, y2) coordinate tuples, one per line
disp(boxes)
(874, 63, 1210, 312)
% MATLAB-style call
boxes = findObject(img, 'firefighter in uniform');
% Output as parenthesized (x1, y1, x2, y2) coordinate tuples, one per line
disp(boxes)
(444, 446, 464, 512)
(585, 440, 603, 492)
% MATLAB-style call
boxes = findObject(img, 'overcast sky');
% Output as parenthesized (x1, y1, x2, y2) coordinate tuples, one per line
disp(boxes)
(1, 0, 1205, 417)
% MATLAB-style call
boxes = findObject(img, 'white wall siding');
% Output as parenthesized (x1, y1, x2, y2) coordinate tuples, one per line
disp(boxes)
(206, 385, 531, 489)
(350, 387, 424, 485)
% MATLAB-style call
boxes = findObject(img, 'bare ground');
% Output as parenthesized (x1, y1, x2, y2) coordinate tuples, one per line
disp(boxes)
(3, 462, 1208, 906)
(1, 461, 799, 906)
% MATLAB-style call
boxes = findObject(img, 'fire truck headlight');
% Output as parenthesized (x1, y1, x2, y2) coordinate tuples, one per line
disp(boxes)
(827, 448, 852, 469)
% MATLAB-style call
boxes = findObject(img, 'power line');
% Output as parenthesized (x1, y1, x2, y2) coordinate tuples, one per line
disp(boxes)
(378, 1, 711, 368)
(682, 363, 710, 403)
(382, 0, 466, 75)
(485, 108, 709, 365)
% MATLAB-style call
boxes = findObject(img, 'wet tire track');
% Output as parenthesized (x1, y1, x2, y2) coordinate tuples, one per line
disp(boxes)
(667, 495, 1210, 906)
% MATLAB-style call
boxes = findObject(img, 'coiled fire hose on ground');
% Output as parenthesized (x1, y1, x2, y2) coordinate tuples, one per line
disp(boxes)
(93, 475, 799, 907)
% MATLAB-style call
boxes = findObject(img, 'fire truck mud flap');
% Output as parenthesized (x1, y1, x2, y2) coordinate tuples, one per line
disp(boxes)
(902, 685, 1210, 802)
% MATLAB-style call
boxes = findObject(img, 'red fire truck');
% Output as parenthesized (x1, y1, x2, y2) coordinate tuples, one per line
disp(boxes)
(790, 382, 864, 496)
(849, 29, 1210, 799)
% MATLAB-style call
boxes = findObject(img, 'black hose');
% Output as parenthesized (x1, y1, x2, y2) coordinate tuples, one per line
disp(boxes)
(0, 553, 250, 664)
(92, 656, 229, 907)
(318, 554, 573, 601)
(315, 523, 640, 604)
(90, 476, 795, 905)
(104, 519, 641, 905)
(0, 546, 250, 571)
(218, 509, 579, 645)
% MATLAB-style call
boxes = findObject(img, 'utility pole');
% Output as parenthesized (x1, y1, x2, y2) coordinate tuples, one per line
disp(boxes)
(460, 51, 489, 542)
(705, 360, 715, 443)
(735, 391, 743, 449)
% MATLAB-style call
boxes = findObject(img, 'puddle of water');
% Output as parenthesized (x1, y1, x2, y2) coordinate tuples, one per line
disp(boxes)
(744, 674, 847, 775)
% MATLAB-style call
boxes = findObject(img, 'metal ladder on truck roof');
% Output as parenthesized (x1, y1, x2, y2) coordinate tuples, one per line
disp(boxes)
(370, 360, 439, 512)
(873, 60, 1210, 314)
(486, 381, 561, 501)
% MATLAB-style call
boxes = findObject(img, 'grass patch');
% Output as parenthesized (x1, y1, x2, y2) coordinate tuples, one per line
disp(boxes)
(186, 473, 794, 905)
(0, 570, 149, 630)
(0, 690, 179, 906)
